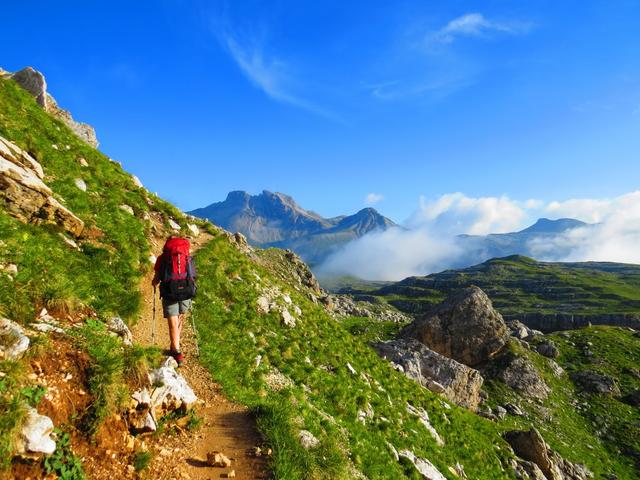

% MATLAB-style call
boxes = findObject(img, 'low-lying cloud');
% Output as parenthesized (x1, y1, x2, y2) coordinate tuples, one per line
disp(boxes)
(317, 191, 640, 281)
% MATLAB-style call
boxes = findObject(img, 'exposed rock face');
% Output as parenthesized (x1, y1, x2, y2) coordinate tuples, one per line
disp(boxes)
(326, 294, 410, 323)
(106, 316, 133, 346)
(398, 450, 447, 480)
(374, 338, 483, 410)
(399, 286, 509, 367)
(298, 429, 319, 449)
(571, 370, 620, 396)
(10, 67, 48, 108)
(537, 341, 559, 358)
(505, 428, 593, 480)
(0, 318, 30, 360)
(488, 352, 550, 399)
(7, 67, 98, 147)
(0, 136, 84, 237)
(16, 407, 57, 456)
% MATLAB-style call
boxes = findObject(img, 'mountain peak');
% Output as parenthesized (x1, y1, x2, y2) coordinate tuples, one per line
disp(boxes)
(519, 218, 587, 234)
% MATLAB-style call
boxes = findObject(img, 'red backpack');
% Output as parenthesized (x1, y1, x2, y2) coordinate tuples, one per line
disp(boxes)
(160, 237, 197, 301)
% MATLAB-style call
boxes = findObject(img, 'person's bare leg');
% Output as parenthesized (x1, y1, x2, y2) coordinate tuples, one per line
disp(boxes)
(178, 313, 184, 339)
(168, 315, 180, 352)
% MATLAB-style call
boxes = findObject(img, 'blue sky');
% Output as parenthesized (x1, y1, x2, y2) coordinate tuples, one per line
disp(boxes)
(2, 0, 640, 224)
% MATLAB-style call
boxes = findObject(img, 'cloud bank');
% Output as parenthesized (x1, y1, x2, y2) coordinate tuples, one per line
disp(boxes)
(317, 191, 640, 281)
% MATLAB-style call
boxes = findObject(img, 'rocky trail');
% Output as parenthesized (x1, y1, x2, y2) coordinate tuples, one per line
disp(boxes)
(131, 230, 269, 480)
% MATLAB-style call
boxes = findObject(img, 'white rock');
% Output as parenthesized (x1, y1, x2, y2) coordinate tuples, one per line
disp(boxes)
(149, 254, 157, 264)
(31, 323, 64, 334)
(280, 308, 296, 327)
(51, 144, 58, 150)
(148, 365, 197, 414)
(16, 407, 56, 456)
(119, 204, 134, 215)
(254, 354, 262, 368)
(293, 305, 302, 316)
(346, 363, 357, 375)
(106, 316, 133, 346)
(0, 318, 30, 360)
(406, 403, 444, 446)
(161, 356, 178, 369)
(131, 174, 143, 188)
(298, 430, 319, 449)
(132, 388, 152, 408)
(256, 296, 271, 314)
(168, 218, 181, 231)
(79, 157, 88, 167)
(387, 443, 400, 461)
(282, 294, 292, 305)
(4, 264, 18, 275)
(59, 233, 79, 249)
(187, 223, 200, 237)
(74, 178, 86, 192)
(399, 450, 447, 480)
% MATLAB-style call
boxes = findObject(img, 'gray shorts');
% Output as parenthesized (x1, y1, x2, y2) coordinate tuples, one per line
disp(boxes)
(162, 298, 192, 318)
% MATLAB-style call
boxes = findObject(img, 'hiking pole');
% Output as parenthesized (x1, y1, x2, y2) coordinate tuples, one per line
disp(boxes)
(190, 300, 200, 358)
(152, 286, 157, 344)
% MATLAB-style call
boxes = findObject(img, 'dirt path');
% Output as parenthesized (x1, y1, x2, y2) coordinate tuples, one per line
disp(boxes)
(132, 230, 269, 480)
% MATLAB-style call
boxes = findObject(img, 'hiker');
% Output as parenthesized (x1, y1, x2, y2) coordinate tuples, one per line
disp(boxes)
(152, 235, 197, 366)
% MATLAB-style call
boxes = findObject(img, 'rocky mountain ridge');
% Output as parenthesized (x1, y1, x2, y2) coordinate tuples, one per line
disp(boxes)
(189, 190, 397, 265)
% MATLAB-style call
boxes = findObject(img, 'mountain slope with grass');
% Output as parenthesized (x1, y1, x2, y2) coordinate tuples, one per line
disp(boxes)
(341, 255, 640, 331)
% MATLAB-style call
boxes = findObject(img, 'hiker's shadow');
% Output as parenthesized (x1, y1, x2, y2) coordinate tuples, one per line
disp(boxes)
(185, 458, 209, 468)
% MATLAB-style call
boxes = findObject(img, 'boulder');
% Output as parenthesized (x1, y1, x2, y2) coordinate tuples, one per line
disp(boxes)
(0, 136, 84, 237)
(398, 450, 447, 480)
(148, 362, 197, 418)
(0, 318, 30, 360)
(399, 286, 509, 367)
(571, 370, 620, 396)
(505, 428, 593, 480)
(11, 67, 48, 108)
(537, 341, 559, 359)
(16, 407, 56, 456)
(374, 338, 483, 410)
(490, 353, 550, 399)
(106, 316, 133, 346)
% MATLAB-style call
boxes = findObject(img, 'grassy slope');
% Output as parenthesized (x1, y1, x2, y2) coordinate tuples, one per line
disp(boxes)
(482, 329, 640, 479)
(351, 256, 640, 317)
(0, 76, 191, 469)
(192, 238, 517, 479)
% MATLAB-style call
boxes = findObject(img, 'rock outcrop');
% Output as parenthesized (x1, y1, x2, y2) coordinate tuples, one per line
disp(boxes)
(398, 450, 447, 480)
(487, 351, 550, 399)
(0, 136, 84, 237)
(374, 338, 483, 410)
(5, 67, 99, 147)
(0, 318, 30, 361)
(571, 370, 620, 396)
(399, 286, 509, 367)
(505, 428, 593, 480)
(16, 407, 57, 457)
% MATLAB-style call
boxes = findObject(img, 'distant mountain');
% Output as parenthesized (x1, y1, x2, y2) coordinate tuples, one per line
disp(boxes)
(189, 190, 397, 264)
(455, 217, 591, 264)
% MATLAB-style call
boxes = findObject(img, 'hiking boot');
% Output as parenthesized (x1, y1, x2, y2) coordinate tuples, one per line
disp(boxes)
(171, 350, 184, 367)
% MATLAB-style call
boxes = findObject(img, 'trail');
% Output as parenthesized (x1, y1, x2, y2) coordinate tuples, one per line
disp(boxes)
(132, 229, 268, 480)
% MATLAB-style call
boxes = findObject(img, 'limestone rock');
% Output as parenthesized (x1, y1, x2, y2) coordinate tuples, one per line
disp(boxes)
(398, 450, 447, 480)
(131, 174, 143, 188)
(187, 223, 200, 237)
(280, 307, 296, 327)
(168, 218, 181, 231)
(147, 364, 197, 418)
(11, 67, 48, 108)
(0, 136, 84, 237)
(9, 67, 98, 147)
(406, 403, 444, 446)
(74, 178, 87, 192)
(106, 316, 133, 346)
(119, 204, 134, 215)
(16, 407, 56, 456)
(374, 338, 483, 410)
(400, 286, 509, 367)
(571, 370, 620, 396)
(207, 451, 232, 467)
(0, 318, 30, 360)
(298, 430, 319, 449)
(537, 341, 559, 358)
(505, 428, 593, 480)
(489, 353, 550, 399)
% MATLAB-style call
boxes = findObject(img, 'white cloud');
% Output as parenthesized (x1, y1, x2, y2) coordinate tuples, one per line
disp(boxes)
(408, 192, 528, 235)
(365, 193, 384, 205)
(544, 196, 626, 223)
(317, 227, 463, 281)
(429, 13, 532, 45)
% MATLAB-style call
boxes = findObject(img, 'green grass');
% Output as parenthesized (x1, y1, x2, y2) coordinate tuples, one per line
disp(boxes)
(192, 235, 516, 479)
(350, 255, 640, 319)
(482, 329, 640, 479)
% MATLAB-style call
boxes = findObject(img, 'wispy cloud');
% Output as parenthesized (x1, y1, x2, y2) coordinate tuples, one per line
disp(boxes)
(365, 193, 384, 205)
(220, 31, 340, 120)
(428, 13, 532, 46)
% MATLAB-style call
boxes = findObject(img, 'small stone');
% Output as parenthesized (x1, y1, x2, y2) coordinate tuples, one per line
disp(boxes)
(187, 223, 200, 237)
(168, 218, 181, 231)
(79, 157, 88, 167)
(298, 430, 319, 449)
(206, 451, 232, 467)
(222, 470, 236, 478)
(131, 175, 143, 188)
(280, 308, 296, 327)
(119, 204, 134, 215)
(74, 178, 87, 192)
